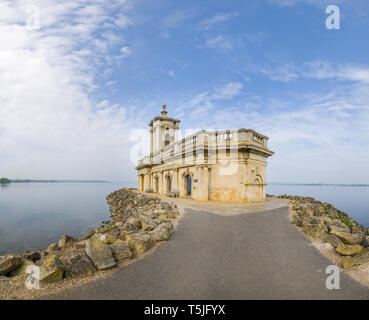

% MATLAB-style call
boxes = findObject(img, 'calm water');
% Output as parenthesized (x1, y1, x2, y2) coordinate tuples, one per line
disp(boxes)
(0, 182, 132, 255)
(1, 183, 368, 255)
(267, 184, 369, 228)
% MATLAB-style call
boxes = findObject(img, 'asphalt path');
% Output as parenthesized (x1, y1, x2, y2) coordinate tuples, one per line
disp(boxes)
(47, 204, 369, 299)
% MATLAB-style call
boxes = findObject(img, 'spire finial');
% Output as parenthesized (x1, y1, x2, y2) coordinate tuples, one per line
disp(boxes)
(161, 104, 168, 117)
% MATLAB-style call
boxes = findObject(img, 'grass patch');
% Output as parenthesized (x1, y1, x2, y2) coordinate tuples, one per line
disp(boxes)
(340, 217, 353, 228)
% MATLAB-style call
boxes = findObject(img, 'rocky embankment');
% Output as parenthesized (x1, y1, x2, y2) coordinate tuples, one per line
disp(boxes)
(0, 189, 178, 286)
(278, 195, 369, 270)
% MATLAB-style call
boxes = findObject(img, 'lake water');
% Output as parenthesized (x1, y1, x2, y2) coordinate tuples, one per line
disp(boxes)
(0, 182, 133, 256)
(0, 182, 368, 255)
(267, 184, 369, 229)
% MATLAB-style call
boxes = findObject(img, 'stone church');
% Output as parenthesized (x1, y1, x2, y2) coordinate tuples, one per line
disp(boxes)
(136, 105, 274, 202)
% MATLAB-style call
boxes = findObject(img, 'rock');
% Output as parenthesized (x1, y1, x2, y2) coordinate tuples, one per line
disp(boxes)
(342, 248, 369, 269)
(58, 234, 77, 249)
(85, 238, 116, 271)
(81, 230, 95, 240)
(302, 221, 327, 238)
(110, 241, 133, 262)
(336, 243, 364, 256)
(140, 214, 157, 231)
(123, 217, 142, 232)
(39, 254, 64, 283)
(362, 236, 369, 248)
(115, 221, 123, 228)
(74, 240, 87, 249)
(323, 234, 343, 248)
(126, 233, 154, 254)
(9, 260, 39, 283)
(25, 251, 42, 262)
(59, 249, 96, 278)
(149, 222, 173, 242)
(156, 213, 176, 223)
(291, 216, 303, 227)
(0, 255, 23, 275)
(47, 243, 59, 252)
(153, 209, 166, 216)
(104, 229, 121, 244)
(329, 228, 362, 245)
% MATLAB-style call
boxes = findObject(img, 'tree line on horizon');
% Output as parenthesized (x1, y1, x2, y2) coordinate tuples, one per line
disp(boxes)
(0, 178, 11, 184)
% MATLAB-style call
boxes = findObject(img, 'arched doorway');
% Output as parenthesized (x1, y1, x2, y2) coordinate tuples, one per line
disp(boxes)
(254, 176, 263, 201)
(184, 174, 192, 197)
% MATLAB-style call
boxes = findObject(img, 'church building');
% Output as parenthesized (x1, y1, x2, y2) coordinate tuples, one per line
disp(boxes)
(136, 105, 274, 202)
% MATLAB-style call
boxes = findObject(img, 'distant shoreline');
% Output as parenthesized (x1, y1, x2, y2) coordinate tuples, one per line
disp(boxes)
(269, 183, 369, 187)
(1, 180, 136, 184)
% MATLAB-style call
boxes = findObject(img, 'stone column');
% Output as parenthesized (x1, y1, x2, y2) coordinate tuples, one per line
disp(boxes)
(197, 166, 210, 201)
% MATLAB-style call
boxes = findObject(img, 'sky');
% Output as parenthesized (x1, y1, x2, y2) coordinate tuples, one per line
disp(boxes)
(0, 0, 369, 183)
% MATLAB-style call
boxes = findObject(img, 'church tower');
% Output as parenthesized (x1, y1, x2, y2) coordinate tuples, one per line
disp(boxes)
(149, 105, 180, 155)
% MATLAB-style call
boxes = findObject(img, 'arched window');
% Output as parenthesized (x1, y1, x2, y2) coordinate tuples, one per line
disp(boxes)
(165, 133, 170, 146)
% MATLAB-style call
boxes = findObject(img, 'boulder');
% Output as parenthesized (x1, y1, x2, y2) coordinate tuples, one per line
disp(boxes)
(39, 254, 64, 283)
(149, 222, 173, 242)
(140, 214, 157, 231)
(74, 240, 87, 249)
(342, 248, 369, 269)
(104, 229, 121, 244)
(323, 234, 343, 248)
(58, 234, 77, 249)
(8, 260, 36, 283)
(336, 243, 364, 256)
(59, 249, 96, 278)
(329, 228, 362, 245)
(81, 230, 95, 241)
(126, 233, 154, 254)
(110, 241, 133, 262)
(302, 221, 327, 238)
(123, 217, 142, 232)
(85, 238, 116, 271)
(0, 255, 23, 275)
(47, 243, 59, 252)
(25, 251, 42, 262)
(362, 236, 369, 248)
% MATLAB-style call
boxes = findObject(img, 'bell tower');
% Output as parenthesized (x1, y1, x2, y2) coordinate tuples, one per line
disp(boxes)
(149, 104, 180, 155)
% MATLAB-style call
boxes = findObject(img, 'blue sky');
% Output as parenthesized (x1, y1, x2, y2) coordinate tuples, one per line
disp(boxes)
(1, 0, 369, 183)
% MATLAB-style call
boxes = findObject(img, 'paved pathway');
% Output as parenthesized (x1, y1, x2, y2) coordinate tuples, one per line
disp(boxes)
(47, 200, 369, 299)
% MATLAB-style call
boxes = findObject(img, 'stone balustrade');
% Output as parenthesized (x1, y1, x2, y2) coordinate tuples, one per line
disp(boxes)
(137, 128, 269, 168)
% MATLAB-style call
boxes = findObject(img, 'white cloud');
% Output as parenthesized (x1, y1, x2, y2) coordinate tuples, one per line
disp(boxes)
(269, 0, 348, 7)
(119, 46, 132, 59)
(205, 35, 233, 50)
(176, 82, 243, 119)
(0, 0, 139, 181)
(254, 61, 369, 84)
(168, 70, 175, 78)
(302, 62, 369, 83)
(197, 12, 240, 30)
